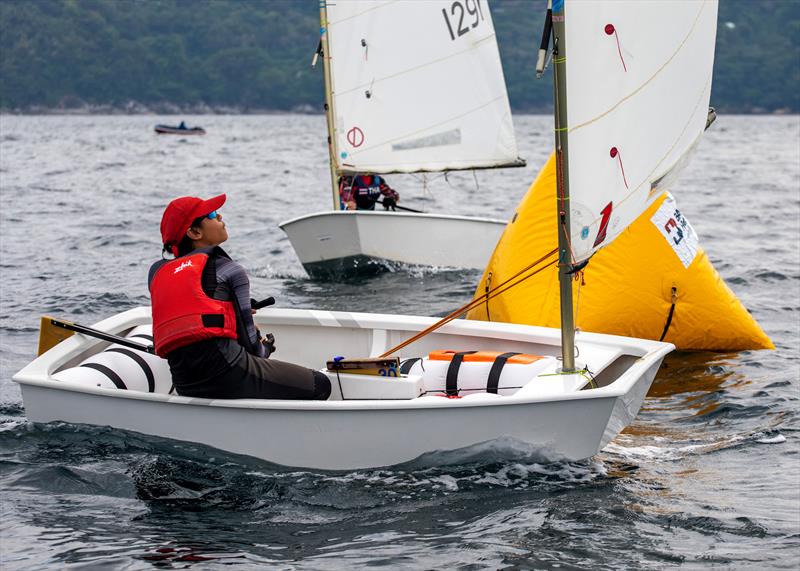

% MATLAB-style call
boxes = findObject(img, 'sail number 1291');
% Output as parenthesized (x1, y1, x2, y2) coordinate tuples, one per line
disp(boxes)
(442, 0, 485, 41)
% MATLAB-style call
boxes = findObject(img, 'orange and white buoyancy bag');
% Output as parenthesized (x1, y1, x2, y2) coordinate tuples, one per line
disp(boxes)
(401, 351, 556, 396)
(466, 153, 773, 351)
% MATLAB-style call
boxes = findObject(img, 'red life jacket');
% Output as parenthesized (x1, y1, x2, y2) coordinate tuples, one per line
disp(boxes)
(150, 252, 238, 357)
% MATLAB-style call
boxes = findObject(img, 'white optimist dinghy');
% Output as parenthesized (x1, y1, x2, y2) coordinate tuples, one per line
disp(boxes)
(14, 0, 719, 470)
(14, 308, 670, 470)
(279, 0, 524, 278)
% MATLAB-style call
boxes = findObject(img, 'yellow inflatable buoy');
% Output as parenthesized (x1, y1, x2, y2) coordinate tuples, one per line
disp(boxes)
(467, 153, 773, 351)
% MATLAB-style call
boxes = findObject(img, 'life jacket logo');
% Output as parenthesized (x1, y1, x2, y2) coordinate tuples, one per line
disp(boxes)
(173, 260, 193, 274)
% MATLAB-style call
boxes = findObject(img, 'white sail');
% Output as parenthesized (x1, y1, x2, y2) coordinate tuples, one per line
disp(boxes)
(325, 0, 522, 174)
(563, 0, 718, 262)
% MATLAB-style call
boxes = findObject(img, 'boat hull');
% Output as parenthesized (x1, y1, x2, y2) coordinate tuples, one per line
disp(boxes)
(278, 211, 507, 278)
(154, 126, 206, 135)
(20, 382, 629, 470)
(13, 307, 672, 470)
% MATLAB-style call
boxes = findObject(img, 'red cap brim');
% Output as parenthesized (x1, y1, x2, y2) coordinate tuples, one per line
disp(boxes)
(189, 193, 226, 221)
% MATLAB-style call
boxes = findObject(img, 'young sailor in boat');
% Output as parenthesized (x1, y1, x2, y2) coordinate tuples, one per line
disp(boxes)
(148, 194, 331, 400)
(339, 174, 400, 211)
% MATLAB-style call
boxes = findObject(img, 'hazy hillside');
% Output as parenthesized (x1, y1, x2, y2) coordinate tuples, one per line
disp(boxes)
(1, 0, 797, 113)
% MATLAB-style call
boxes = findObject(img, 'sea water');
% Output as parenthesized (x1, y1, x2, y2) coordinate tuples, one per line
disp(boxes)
(0, 115, 798, 569)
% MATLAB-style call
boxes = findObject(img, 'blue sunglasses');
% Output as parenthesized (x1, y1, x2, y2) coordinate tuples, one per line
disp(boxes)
(206, 210, 219, 220)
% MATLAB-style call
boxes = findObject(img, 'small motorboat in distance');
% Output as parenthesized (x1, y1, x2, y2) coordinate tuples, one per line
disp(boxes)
(154, 121, 205, 135)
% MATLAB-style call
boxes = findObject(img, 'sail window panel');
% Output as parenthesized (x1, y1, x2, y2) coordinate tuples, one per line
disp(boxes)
(563, 0, 718, 262)
(327, 0, 519, 174)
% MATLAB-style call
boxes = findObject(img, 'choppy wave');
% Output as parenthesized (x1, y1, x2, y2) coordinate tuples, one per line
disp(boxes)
(605, 428, 787, 462)
(1, 114, 798, 569)
(0, 422, 609, 504)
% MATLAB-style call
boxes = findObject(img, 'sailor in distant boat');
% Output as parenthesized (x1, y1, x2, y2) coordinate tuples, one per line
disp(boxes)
(148, 194, 331, 400)
(178, 121, 187, 129)
(339, 174, 400, 211)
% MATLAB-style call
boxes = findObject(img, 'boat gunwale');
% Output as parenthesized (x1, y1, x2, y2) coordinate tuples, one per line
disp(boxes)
(13, 307, 673, 412)
(277, 209, 508, 229)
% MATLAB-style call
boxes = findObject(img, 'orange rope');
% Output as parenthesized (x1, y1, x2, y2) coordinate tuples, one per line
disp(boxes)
(380, 247, 559, 358)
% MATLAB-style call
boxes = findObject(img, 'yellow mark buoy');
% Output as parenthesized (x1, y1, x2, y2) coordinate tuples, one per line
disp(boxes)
(468, 154, 773, 351)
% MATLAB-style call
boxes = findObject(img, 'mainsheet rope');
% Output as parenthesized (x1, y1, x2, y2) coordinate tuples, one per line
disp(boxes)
(379, 247, 559, 358)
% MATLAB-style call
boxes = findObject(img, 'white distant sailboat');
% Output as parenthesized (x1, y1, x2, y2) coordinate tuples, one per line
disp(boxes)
(13, 0, 718, 470)
(279, 0, 525, 278)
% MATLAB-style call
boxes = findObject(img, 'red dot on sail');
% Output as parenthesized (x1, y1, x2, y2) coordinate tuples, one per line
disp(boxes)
(610, 147, 618, 158)
(605, 24, 615, 35)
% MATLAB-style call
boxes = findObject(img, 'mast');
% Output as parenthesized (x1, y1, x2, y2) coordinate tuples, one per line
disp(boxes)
(551, 0, 577, 372)
(319, 2, 341, 210)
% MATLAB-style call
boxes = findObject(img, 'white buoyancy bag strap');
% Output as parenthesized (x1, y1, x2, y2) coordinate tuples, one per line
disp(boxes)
(401, 350, 555, 396)
(52, 325, 172, 394)
(326, 0, 522, 174)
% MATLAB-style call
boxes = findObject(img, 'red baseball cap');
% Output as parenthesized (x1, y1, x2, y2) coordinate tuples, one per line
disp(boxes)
(160, 193, 226, 255)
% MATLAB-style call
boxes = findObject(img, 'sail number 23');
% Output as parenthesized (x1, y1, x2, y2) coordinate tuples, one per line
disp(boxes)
(442, 0, 485, 41)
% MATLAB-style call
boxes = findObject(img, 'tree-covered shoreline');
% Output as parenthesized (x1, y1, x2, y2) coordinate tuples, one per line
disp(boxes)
(1, 0, 798, 115)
